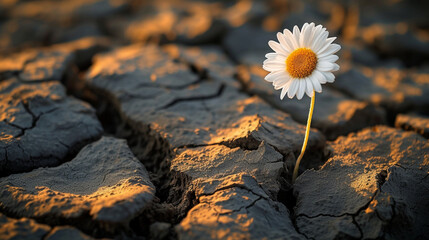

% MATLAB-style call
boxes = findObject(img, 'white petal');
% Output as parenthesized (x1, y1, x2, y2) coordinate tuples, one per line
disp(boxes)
(321, 71, 335, 83)
(302, 23, 315, 47)
(313, 28, 328, 43)
(309, 74, 323, 92)
(319, 54, 339, 63)
(288, 79, 299, 99)
(277, 32, 292, 53)
(305, 78, 314, 97)
(312, 31, 329, 53)
(265, 71, 284, 82)
(317, 61, 336, 71)
(327, 36, 336, 43)
(273, 75, 291, 88)
(332, 63, 340, 71)
(299, 23, 309, 47)
(316, 37, 337, 55)
(283, 28, 299, 49)
(297, 79, 305, 100)
(263, 59, 285, 68)
(263, 63, 283, 71)
(263, 63, 284, 72)
(307, 23, 317, 46)
(263, 58, 284, 66)
(265, 53, 278, 59)
(311, 37, 323, 52)
(312, 25, 323, 42)
(313, 70, 326, 84)
(280, 87, 287, 100)
(318, 44, 341, 58)
(280, 82, 292, 100)
(268, 40, 288, 56)
(265, 55, 286, 63)
(293, 26, 301, 48)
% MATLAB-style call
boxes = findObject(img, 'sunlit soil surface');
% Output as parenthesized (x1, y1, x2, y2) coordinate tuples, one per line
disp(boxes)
(0, 0, 428, 239)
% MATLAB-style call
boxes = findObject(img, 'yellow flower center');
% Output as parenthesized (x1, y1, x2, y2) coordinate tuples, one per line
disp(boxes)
(286, 48, 317, 78)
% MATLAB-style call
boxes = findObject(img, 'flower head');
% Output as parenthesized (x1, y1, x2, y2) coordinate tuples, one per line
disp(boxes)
(263, 23, 340, 100)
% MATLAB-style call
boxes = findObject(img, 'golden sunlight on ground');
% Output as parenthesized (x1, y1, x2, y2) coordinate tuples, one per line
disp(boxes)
(349, 171, 378, 198)
(1, 0, 428, 239)
(209, 115, 260, 144)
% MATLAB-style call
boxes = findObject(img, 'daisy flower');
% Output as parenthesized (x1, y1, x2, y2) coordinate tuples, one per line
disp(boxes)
(262, 23, 341, 183)
(263, 22, 340, 100)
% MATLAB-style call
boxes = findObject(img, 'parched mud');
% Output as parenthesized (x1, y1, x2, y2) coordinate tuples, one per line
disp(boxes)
(1, 0, 428, 239)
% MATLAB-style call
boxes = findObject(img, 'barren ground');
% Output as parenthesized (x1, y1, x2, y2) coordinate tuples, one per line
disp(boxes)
(0, 0, 428, 239)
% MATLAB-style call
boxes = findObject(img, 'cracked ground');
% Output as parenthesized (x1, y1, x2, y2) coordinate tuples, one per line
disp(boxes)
(0, 0, 428, 239)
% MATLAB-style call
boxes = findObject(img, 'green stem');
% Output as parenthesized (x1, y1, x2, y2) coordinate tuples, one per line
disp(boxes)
(292, 90, 315, 183)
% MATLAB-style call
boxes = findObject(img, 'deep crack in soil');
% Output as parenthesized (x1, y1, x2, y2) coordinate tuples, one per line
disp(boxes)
(76, 56, 211, 239)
